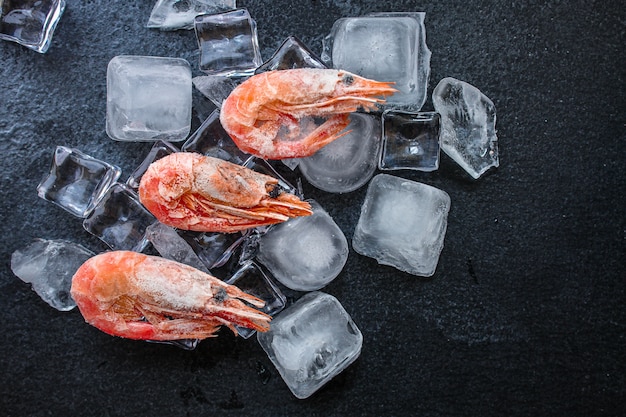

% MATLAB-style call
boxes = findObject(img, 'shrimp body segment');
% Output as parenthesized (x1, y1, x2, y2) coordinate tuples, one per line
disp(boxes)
(220, 68, 397, 159)
(138, 152, 312, 233)
(71, 251, 271, 340)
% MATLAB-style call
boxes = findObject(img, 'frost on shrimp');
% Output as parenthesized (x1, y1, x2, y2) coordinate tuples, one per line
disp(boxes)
(70, 251, 271, 341)
(138, 152, 312, 233)
(220, 68, 397, 159)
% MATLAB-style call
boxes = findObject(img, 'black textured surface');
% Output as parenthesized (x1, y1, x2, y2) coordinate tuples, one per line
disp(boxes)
(1, 1, 625, 416)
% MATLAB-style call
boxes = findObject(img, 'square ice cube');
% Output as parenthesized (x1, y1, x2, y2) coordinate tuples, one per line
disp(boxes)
(225, 262, 286, 339)
(147, 0, 236, 31)
(323, 13, 430, 109)
(256, 200, 348, 291)
(0, 0, 65, 53)
(106, 55, 192, 142)
(83, 183, 156, 251)
(353, 174, 450, 276)
(255, 36, 327, 74)
(181, 109, 251, 164)
(257, 291, 363, 399)
(379, 110, 440, 171)
(126, 140, 179, 189)
(37, 146, 121, 218)
(194, 8, 262, 76)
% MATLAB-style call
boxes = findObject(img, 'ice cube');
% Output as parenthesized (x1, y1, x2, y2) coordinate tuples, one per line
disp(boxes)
(257, 291, 362, 399)
(353, 174, 450, 277)
(0, 0, 65, 53)
(181, 109, 251, 164)
(37, 146, 122, 218)
(194, 8, 262, 77)
(106, 55, 192, 142)
(83, 183, 156, 251)
(379, 110, 440, 171)
(147, 0, 236, 31)
(298, 112, 381, 193)
(432, 77, 499, 179)
(225, 262, 286, 339)
(323, 13, 431, 109)
(192, 75, 237, 108)
(126, 141, 180, 189)
(179, 229, 247, 271)
(255, 36, 327, 74)
(243, 157, 301, 197)
(256, 201, 348, 291)
(145, 222, 210, 273)
(11, 239, 94, 311)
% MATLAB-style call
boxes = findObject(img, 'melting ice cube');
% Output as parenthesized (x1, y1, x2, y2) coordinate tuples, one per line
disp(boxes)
(432, 77, 499, 179)
(256, 200, 348, 291)
(257, 291, 362, 399)
(353, 174, 450, 277)
(147, 0, 236, 31)
(11, 239, 94, 311)
(0, 0, 65, 53)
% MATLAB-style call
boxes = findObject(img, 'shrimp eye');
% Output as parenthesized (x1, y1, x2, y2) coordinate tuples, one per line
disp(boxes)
(342, 74, 354, 85)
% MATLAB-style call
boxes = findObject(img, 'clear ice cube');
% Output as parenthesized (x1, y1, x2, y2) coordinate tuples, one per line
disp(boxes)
(298, 112, 381, 193)
(106, 55, 192, 142)
(0, 0, 65, 53)
(194, 8, 262, 77)
(83, 183, 156, 251)
(255, 36, 327, 74)
(37, 146, 122, 218)
(181, 109, 251, 164)
(257, 291, 363, 399)
(352, 174, 450, 277)
(379, 110, 440, 171)
(432, 77, 499, 179)
(145, 222, 210, 273)
(147, 0, 236, 31)
(11, 239, 94, 311)
(256, 200, 348, 291)
(126, 141, 179, 189)
(179, 229, 247, 270)
(225, 262, 286, 339)
(192, 75, 237, 108)
(322, 13, 430, 109)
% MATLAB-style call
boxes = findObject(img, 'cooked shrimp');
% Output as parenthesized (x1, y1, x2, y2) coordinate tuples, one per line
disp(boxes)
(71, 251, 271, 340)
(220, 68, 397, 159)
(138, 152, 312, 233)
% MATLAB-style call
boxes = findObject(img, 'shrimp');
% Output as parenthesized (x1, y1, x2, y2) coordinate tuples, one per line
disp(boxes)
(70, 251, 271, 341)
(138, 152, 312, 233)
(220, 68, 397, 159)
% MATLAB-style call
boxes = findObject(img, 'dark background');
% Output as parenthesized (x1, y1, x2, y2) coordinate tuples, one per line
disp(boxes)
(1, 1, 624, 416)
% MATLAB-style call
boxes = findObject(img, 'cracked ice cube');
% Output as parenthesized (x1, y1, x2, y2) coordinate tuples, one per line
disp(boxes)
(0, 0, 65, 53)
(432, 77, 499, 179)
(353, 174, 450, 276)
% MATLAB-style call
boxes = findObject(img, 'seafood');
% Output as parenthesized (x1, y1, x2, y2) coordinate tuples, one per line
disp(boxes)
(71, 251, 271, 340)
(220, 68, 397, 159)
(138, 152, 312, 233)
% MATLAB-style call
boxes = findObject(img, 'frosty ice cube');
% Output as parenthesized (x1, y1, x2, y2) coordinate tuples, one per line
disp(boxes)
(145, 222, 210, 273)
(379, 110, 440, 171)
(192, 75, 237, 108)
(432, 77, 499, 179)
(194, 8, 262, 76)
(255, 36, 327, 74)
(181, 109, 251, 164)
(256, 200, 348, 291)
(37, 146, 122, 218)
(0, 0, 65, 53)
(83, 183, 156, 251)
(225, 262, 286, 339)
(298, 112, 380, 193)
(353, 174, 450, 277)
(323, 13, 431, 109)
(257, 291, 362, 399)
(106, 55, 192, 142)
(11, 239, 94, 311)
(126, 141, 179, 189)
(147, 0, 236, 31)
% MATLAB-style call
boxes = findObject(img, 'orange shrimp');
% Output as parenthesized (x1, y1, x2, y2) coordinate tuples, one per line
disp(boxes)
(71, 251, 271, 340)
(138, 152, 312, 233)
(220, 68, 397, 159)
